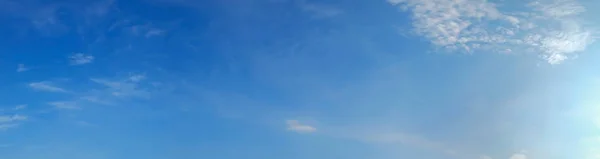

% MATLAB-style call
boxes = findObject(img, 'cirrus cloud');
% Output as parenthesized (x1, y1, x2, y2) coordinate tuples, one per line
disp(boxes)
(28, 81, 67, 93)
(286, 120, 317, 133)
(388, 0, 595, 64)
(69, 53, 95, 65)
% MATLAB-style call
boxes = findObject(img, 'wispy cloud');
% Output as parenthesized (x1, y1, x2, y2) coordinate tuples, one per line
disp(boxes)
(129, 74, 145, 82)
(354, 131, 462, 157)
(299, 2, 343, 18)
(286, 120, 317, 133)
(388, 0, 595, 64)
(509, 153, 527, 159)
(14, 104, 27, 110)
(0, 115, 28, 123)
(69, 53, 94, 65)
(29, 82, 68, 93)
(129, 24, 165, 38)
(48, 101, 80, 110)
(17, 64, 29, 72)
(0, 113, 28, 131)
(145, 28, 164, 38)
(90, 75, 150, 98)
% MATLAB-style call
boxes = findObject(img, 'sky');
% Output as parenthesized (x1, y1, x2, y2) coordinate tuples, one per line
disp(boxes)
(0, 0, 600, 159)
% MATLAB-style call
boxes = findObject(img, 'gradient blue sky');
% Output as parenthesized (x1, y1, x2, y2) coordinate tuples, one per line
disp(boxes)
(1, 0, 600, 159)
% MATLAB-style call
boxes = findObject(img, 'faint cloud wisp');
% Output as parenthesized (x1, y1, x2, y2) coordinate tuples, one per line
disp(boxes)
(286, 120, 317, 133)
(28, 81, 68, 93)
(69, 53, 95, 65)
(48, 101, 81, 110)
(17, 64, 29, 72)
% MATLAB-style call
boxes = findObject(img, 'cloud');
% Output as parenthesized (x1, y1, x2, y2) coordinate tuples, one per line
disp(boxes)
(128, 24, 165, 38)
(48, 102, 80, 110)
(129, 74, 145, 82)
(29, 82, 68, 93)
(0, 115, 28, 123)
(69, 53, 94, 65)
(357, 131, 462, 157)
(91, 77, 150, 98)
(145, 28, 164, 38)
(286, 120, 317, 133)
(481, 155, 493, 159)
(388, 0, 595, 64)
(17, 64, 29, 72)
(299, 2, 343, 18)
(0, 114, 27, 131)
(528, 0, 585, 18)
(14, 104, 27, 110)
(509, 153, 527, 159)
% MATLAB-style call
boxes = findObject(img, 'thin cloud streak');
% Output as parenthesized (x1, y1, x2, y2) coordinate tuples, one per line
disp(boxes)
(69, 53, 94, 65)
(28, 82, 68, 93)
(13, 105, 27, 110)
(286, 120, 317, 133)
(17, 64, 29, 72)
(48, 101, 80, 110)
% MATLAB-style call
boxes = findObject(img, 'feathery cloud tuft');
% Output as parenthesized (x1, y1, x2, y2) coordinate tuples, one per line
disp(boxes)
(286, 120, 317, 133)
(0, 114, 27, 131)
(13, 105, 27, 110)
(91, 76, 150, 98)
(300, 2, 343, 18)
(145, 28, 164, 38)
(29, 82, 67, 93)
(69, 53, 94, 65)
(48, 101, 80, 110)
(389, 0, 595, 64)
(129, 74, 145, 82)
(0, 115, 28, 123)
(16, 64, 29, 72)
(509, 153, 527, 159)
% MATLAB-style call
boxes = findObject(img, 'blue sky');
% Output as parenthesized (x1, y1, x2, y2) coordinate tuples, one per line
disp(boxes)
(1, 0, 600, 159)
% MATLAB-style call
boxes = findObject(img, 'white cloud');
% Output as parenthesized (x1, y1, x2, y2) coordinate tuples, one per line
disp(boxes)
(0, 115, 28, 123)
(286, 120, 317, 133)
(528, 0, 585, 18)
(48, 101, 80, 110)
(91, 78, 150, 98)
(509, 153, 527, 159)
(145, 28, 164, 38)
(69, 53, 94, 65)
(129, 74, 145, 82)
(17, 64, 29, 72)
(388, 0, 595, 64)
(300, 2, 343, 18)
(29, 82, 67, 93)
(14, 104, 27, 110)
(80, 96, 113, 105)
(481, 155, 493, 159)
(0, 114, 27, 131)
